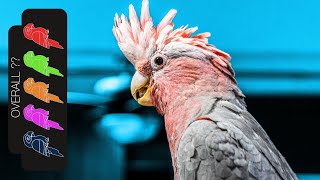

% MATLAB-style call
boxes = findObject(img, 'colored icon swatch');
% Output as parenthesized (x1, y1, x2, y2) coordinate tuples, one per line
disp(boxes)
(23, 104, 64, 130)
(23, 51, 64, 77)
(8, 9, 67, 170)
(23, 131, 64, 157)
(23, 23, 64, 49)
(23, 77, 64, 104)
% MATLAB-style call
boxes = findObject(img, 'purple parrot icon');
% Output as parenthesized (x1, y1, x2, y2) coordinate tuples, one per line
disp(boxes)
(23, 104, 64, 131)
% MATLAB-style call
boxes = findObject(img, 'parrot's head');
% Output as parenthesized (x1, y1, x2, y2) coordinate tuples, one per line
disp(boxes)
(24, 23, 34, 40)
(23, 104, 34, 120)
(113, 0, 242, 115)
(23, 131, 34, 148)
(23, 78, 35, 94)
(23, 51, 35, 68)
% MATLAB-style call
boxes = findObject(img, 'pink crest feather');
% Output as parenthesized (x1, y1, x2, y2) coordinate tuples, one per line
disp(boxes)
(112, 0, 233, 78)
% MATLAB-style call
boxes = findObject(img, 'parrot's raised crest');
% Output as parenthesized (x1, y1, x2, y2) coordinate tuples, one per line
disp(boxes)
(113, 0, 234, 78)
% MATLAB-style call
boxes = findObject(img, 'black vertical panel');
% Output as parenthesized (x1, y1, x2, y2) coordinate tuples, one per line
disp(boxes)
(8, 9, 67, 170)
(8, 26, 24, 155)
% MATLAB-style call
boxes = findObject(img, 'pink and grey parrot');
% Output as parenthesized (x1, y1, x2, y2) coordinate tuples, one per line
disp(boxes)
(113, 0, 298, 179)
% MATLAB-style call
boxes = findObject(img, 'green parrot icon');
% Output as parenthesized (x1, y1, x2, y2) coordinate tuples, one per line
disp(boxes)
(23, 51, 64, 77)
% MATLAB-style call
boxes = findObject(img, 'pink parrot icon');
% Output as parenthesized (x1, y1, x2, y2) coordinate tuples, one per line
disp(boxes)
(23, 104, 64, 131)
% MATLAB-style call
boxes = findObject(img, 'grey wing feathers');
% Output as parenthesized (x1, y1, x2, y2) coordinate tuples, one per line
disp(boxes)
(177, 120, 280, 180)
(216, 100, 298, 180)
(176, 100, 298, 180)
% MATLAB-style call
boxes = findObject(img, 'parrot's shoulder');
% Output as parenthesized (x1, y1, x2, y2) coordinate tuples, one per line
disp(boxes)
(34, 55, 48, 61)
(215, 100, 298, 180)
(177, 118, 281, 180)
(176, 98, 298, 180)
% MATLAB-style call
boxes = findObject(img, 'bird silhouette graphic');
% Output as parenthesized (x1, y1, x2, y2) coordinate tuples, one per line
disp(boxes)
(23, 51, 64, 77)
(23, 131, 64, 157)
(23, 104, 64, 130)
(23, 77, 64, 104)
(23, 23, 64, 49)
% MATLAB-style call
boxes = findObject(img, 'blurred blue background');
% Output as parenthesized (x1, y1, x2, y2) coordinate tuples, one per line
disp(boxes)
(1, 0, 320, 180)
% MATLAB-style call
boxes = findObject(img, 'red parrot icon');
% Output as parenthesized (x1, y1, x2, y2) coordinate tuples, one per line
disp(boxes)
(23, 23, 64, 49)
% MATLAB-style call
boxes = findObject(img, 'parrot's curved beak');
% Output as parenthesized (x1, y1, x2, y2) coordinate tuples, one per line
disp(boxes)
(131, 71, 153, 106)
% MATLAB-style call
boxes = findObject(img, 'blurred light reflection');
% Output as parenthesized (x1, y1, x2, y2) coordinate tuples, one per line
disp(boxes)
(94, 73, 132, 96)
(96, 113, 160, 145)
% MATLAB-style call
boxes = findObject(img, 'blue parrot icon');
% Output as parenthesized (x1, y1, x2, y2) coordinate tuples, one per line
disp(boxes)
(23, 131, 64, 158)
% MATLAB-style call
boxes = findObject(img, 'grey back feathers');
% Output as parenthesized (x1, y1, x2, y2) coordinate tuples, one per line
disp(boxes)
(176, 98, 298, 180)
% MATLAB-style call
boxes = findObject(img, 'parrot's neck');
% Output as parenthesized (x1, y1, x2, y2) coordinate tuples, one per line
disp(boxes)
(164, 96, 214, 170)
(163, 95, 245, 173)
(151, 58, 245, 173)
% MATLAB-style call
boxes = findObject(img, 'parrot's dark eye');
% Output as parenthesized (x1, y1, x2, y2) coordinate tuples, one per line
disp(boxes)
(151, 54, 167, 70)
(154, 57, 164, 65)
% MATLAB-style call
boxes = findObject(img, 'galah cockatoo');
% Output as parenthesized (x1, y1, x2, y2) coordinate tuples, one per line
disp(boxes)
(113, 0, 298, 179)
